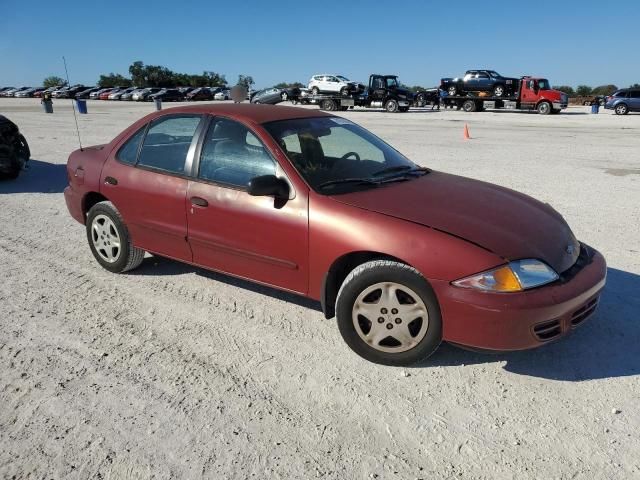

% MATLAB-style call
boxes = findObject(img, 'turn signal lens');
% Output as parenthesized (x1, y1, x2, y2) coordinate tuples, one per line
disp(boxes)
(452, 260, 559, 293)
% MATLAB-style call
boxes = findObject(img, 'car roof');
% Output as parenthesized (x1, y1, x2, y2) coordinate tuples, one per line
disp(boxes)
(148, 104, 333, 124)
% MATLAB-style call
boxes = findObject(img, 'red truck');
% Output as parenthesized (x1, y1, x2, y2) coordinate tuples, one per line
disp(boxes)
(441, 76, 569, 115)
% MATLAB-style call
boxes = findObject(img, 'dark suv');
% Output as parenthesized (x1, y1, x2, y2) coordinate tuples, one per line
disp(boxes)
(604, 89, 640, 115)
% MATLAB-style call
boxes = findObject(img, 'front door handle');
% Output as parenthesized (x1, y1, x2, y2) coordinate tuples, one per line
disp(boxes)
(104, 176, 118, 185)
(191, 196, 208, 207)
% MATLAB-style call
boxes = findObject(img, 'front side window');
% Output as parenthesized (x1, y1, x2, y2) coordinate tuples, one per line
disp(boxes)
(137, 115, 202, 174)
(264, 117, 422, 194)
(629, 90, 640, 98)
(537, 79, 550, 90)
(198, 118, 276, 188)
(116, 126, 146, 164)
(386, 77, 399, 88)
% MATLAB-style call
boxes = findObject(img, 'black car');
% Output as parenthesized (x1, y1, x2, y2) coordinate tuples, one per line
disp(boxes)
(186, 87, 214, 101)
(250, 87, 295, 105)
(56, 85, 89, 99)
(75, 87, 100, 99)
(441, 70, 519, 97)
(0, 115, 30, 180)
(149, 89, 185, 102)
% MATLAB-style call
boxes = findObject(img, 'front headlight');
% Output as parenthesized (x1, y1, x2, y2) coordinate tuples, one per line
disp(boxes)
(452, 259, 559, 292)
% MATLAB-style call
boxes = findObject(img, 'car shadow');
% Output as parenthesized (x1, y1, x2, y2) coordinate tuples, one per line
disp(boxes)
(0, 159, 67, 194)
(133, 254, 322, 312)
(420, 267, 640, 381)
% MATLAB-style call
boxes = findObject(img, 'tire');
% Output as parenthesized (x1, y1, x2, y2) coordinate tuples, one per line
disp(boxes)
(340, 87, 350, 96)
(340, 106, 349, 111)
(399, 106, 409, 112)
(335, 260, 442, 366)
(281, 92, 288, 101)
(86, 201, 145, 273)
(537, 101, 552, 115)
(462, 99, 477, 112)
(311, 87, 320, 95)
(615, 103, 629, 115)
(493, 84, 505, 97)
(0, 145, 20, 180)
(320, 99, 337, 111)
(447, 85, 457, 96)
(385, 99, 399, 113)
(551, 108, 561, 114)
(416, 93, 426, 107)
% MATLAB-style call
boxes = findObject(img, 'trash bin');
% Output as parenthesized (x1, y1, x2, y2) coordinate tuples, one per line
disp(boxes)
(41, 100, 53, 114)
(154, 98, 162, 111)
(591, 104, 599, 114)
(76, 99, 87, 114)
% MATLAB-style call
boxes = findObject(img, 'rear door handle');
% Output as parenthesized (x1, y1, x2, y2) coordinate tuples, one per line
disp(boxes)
(104, 176, 118, 185)
(190, 196, 208, 207)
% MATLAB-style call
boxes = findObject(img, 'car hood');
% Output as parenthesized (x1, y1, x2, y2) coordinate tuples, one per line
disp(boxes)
(331, 171, 580, 274)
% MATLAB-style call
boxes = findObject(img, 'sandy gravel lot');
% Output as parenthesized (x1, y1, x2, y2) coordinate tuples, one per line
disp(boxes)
(1, 98, 639, 479)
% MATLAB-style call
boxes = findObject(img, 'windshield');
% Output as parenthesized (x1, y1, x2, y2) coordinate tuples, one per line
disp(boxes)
(487, 70, 502, 78)
(336, 76, 350, 82)
(537, 79, 551, 90)
(263, 117, 423, 194)
(385, 77, 399, 88)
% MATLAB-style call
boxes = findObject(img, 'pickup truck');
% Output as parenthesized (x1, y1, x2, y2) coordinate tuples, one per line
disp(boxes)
(306, 74, 414, 113)
(441, 70, 519, 97)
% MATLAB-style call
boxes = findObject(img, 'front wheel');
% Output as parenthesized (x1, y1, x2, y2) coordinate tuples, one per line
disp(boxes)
(336, 260, 442, 366)
(311, 86, 320, 95)
(447, 85, 457, 96)
(537, 101, 552, 115)
(86, 201, 145, 273)
(385, 99, 399, 113)
(493, 84, 505, 97)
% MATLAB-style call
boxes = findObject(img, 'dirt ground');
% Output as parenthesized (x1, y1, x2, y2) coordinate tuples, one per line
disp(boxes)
(1, 98, 639, 480)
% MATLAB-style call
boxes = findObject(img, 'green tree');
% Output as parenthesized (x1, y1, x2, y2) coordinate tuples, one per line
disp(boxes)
(553, 85, 575, 96)
(408, 85, 429, 93)
(43, 76, 66, 88)
(129, 61, 146, 87)
(97, 73, 132, 88)
(237, 75, 255, 89)
(575, 85, 592, 96)
(631, 83, 640, 88)
(591, 84, 618, 96)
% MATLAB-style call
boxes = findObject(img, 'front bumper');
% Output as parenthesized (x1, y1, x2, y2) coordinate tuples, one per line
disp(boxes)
(432, 244, 606, 351)
(398, 100, 410, 107)
(553, 101, 568, 110)
(64, 185, 85, 225)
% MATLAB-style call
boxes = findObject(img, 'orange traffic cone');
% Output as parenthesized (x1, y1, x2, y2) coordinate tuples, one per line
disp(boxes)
(463, 123, 471, 140)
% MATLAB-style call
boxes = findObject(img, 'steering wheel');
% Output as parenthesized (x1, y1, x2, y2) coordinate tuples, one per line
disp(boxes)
(341, 151, 361, 161)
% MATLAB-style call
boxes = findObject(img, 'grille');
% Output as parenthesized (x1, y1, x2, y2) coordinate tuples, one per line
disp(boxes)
(571, 297, 599, 327)
(533, 319, 562, 341)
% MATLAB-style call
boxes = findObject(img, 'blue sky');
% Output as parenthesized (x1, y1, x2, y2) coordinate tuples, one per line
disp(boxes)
(1, 0, 638, 90)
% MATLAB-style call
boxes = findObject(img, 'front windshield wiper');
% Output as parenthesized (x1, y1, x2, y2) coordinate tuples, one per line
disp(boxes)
(371, 165, 430, 177)
(317, 178, 380, 190)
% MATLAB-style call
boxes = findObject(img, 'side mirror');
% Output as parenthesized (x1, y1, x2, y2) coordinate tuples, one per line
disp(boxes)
(247, 175, 289, 199)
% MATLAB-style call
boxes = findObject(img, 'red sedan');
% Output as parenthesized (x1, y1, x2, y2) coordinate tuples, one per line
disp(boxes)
(64, 104, 606, 365)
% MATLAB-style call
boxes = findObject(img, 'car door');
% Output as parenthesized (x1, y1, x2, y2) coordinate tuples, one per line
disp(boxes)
(186, 116, 309, 293)
(101, 114, 205, 261)
(476, 71, 491, 91)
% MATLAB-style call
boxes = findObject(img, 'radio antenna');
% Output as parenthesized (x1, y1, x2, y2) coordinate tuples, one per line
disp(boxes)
(62, 56, 83, 151)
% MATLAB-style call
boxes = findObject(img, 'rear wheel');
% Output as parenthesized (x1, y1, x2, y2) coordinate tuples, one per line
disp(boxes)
(320, 99, 337, 111)
(336, 260, 442, 366)
(615, 103, 629, 115)
(385, 99, 399, 113)
(86, 201, 145, 273)
(462, 99, 477, 112)
(537, 101, 552, 115)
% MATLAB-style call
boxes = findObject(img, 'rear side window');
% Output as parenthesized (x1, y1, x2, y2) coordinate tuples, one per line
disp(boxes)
(629, 91, 640, 98)
(116, 126, 146, 164)
(137, 115, 202, 174)
(614, 90, 628, 98)
(198, 118, 275, 188)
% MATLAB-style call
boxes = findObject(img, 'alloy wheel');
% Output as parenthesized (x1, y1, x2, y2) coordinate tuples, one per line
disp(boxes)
(91, 214, 122, 263)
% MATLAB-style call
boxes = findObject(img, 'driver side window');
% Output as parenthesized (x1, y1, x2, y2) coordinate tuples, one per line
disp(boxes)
(198, 118, 276, 188)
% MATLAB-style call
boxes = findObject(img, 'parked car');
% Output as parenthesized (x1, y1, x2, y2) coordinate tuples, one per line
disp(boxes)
(250, 87, 292, 105)
(109, 87, 138, 100)
(149, 88, 185, 102)
(441, 70, 519, 97)
(132, 88, 162, 101)
(14, 87, 45, 98)
(63, 104, 606, 365)
(100, 88, 123, 100)
(308, 75, 363, 96)
(185, 87, 212, 101)
(120, 88, 145, 101)
(413, 88, 439, 107)
(76, 87, 101, 99)
(604, 89, 640, 115)
(178, 87, 195, 95)
(0, 114, 30, 179)
(0, 87, 15, 95)
(90, 88, 112, 99)
(55, 85, 88, 99)
(214, 89, 231, 100)
(3, 87, 30, 97)
(34, 86, 61, 98)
